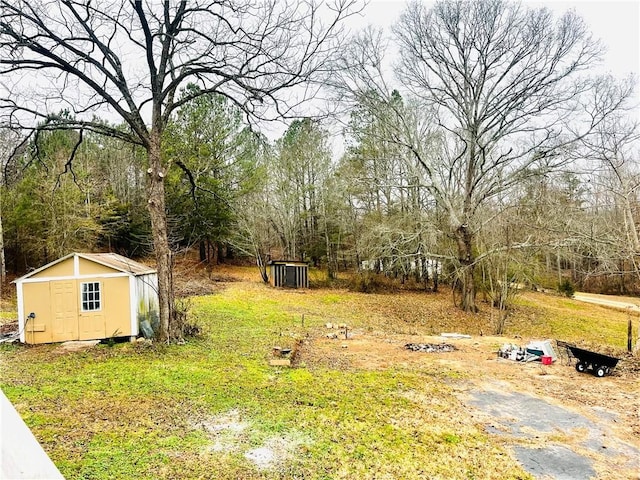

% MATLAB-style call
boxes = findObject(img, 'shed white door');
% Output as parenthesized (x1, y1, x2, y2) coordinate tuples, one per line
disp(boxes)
(50, 281, 79, 342)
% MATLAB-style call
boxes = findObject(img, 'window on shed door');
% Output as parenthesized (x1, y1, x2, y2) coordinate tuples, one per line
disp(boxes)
(81, 282, 101, 311)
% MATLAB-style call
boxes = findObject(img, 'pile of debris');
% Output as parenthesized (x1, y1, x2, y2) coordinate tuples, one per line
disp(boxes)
(404, 343, 457, 353)
(498, 340, 557, 363)
(325, 322, 351, 340)
(0, 321, 19, 344)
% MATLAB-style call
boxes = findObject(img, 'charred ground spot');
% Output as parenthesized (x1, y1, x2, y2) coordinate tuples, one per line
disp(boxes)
(404, 343, 457, 353)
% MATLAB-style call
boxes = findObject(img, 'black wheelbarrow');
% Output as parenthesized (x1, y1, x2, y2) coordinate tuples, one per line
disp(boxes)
(558, 341, 619, 377)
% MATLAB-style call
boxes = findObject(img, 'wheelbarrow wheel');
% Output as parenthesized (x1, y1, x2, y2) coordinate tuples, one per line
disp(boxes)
(576, 362, 586, 373)
(595, 366, 606, 377)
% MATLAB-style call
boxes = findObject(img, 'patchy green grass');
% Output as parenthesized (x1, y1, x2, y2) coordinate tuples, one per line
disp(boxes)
(1, 276, 636, 479)
(510, 291, 636, 349)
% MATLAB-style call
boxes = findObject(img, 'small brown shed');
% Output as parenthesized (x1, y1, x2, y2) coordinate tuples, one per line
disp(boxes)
(14, 252, 159, 344)
(268, 260, 309, 289)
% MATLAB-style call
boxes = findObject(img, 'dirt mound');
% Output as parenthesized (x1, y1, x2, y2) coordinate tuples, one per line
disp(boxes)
(616, 352, 640, 376)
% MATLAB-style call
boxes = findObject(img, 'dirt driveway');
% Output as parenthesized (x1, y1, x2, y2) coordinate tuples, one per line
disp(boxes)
(302, 332, 640, 480)
(574, 292, 640, 314)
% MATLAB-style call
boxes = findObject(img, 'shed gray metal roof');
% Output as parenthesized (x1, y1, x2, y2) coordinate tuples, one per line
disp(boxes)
(79, 253, 156, 275)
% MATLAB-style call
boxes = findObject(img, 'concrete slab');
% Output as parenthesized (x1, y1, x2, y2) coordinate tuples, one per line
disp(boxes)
(468, 388, 640, 479)
(0, 389, 64, 479)
(58, 339, 100, 352)
(513, 445, 596, 480)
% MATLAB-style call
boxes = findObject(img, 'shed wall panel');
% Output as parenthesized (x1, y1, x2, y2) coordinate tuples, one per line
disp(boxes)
(99, 277, 132, 337)
(135, 274, 159, 331)
(29, 258, 74, 279)
(78, 257, 117, 275)
(22, 282, 53, 344)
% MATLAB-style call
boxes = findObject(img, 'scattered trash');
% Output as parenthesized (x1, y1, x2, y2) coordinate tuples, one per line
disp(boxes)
(498, 343, 527, 361)
(405, 343, 457, 353)
(270, 345, 294, 367)
(498, 340, 557, 363)
(139, 319, 154, 339)
(0, 332, 19, 344)
(324, 322, 351, 340)
(0, 321, 19, 343)
(273, 346, 291, 356)
(525, 340, 557, 361)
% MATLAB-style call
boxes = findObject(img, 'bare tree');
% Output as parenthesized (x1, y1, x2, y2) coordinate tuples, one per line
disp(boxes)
(0, 0, 360, 340)
(335, 0, 632, 311)
(579, 116, 640, 288)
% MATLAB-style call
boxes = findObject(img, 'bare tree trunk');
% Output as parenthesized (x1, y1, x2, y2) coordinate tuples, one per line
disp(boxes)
(325, 229, 335, 280)
(256, 252, 269, 283)
(147, 134, 174, 342)
(212, 242, 219, 264)
(456, 224, 477, 312)
(433, 270, 439, 293)
(199, 240, 206, 263)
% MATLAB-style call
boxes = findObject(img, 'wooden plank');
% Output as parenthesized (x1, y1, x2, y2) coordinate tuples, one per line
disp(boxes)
(269, 359, 291, 367)
(0, 389, 64, 479)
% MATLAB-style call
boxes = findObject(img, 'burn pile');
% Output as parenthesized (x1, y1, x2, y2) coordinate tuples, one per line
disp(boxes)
(404, 343, 457, 353)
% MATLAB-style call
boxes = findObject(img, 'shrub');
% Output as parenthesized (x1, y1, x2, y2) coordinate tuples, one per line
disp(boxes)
(349, 272, 396, 293)
(558, 279, 575, 298)
(171, 298, 202, 340)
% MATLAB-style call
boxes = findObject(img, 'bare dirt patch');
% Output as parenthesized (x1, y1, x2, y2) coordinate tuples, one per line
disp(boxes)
(244, 435, 308, 471)
(195, 409, 249, 454)
(193, 409, 309, 471)
(299, 331, 640, 480)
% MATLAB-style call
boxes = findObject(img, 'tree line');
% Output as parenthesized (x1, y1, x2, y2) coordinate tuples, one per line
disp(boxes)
(0, 0, 638, 340)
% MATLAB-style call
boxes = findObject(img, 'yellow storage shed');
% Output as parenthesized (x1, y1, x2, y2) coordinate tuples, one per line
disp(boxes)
(14, 252, 159, 344)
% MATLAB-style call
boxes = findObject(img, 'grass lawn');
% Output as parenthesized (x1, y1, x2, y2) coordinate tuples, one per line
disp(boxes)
(1, 267, 637, 479)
